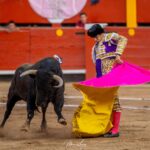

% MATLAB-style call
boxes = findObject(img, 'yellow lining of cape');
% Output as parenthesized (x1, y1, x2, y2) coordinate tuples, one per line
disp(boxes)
(72, 83, 119, 137)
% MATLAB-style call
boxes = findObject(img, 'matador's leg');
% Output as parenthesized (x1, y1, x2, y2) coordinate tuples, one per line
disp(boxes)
(104, 95, 121, 138)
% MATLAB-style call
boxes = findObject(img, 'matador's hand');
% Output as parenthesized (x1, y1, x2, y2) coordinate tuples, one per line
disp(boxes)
(115, 55, 123, 64)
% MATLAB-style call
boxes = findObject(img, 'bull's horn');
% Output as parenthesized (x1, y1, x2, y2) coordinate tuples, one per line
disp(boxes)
(53, 75, 63, 88)
(20, 70, 37, 77)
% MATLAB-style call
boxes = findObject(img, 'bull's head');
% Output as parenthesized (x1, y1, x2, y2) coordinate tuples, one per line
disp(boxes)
(20, 69, 63, 107)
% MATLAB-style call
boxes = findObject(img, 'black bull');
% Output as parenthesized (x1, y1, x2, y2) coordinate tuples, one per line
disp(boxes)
(0, 57, 67, 131)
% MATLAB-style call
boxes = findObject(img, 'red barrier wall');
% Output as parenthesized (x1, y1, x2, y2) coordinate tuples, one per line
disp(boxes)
(0, 28, 85, 70)
(0, 0, 149, 24)
(0, 27, 150, 77)
(0, 29, 30, 69)
(85, 27, 150, 79)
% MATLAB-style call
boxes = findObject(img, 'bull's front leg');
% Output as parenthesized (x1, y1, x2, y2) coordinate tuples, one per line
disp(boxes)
(41, 105, 48, 132)
(21, 109, 34, 132)
(53, 89, 67, 126)
(54, 103, 67, 125)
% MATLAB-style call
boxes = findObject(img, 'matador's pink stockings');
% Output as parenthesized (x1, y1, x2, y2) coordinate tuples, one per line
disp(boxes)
(111, 111, 121, 134)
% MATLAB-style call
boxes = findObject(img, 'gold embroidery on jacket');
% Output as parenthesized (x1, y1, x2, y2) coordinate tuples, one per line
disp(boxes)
(96, 52, 116, 60)
(95, 33, 127, 60)
(101, 58, 115, 75)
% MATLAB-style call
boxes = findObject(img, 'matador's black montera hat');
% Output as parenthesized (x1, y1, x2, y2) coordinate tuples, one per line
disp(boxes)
(87, 24, 104, 38)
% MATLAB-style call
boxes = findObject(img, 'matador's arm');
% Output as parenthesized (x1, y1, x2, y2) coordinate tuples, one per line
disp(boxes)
(111, 33, 128, 55)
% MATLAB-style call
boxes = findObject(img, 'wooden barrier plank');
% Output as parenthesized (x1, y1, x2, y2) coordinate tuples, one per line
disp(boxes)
(0, 28, 85, 71)
(0, 30, 30, 70)
(30, 28, 85, 69)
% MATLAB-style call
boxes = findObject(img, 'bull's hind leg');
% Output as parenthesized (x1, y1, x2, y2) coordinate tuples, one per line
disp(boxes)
(21, 97, 35, 132)
(0, 95, 20, 128)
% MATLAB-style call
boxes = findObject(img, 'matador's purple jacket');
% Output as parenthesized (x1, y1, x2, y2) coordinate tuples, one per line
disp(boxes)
(92, 32, 128, 77)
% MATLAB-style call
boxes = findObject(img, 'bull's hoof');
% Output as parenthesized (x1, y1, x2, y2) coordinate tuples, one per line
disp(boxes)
(21, 123, 30, 132)
(41, 127, 47, 133)
(41, 123, 47, 132)
(58, 118, 67, 126)
(20, 127, 29, 132)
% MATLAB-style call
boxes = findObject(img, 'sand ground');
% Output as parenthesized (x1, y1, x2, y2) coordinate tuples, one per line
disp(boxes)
(0, 81, 150, 150)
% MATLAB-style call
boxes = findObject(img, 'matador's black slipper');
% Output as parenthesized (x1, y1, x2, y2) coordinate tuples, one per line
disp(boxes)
(103, 132, 120, 138)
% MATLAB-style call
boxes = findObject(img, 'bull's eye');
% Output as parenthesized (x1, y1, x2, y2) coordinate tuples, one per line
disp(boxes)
(48, 79, 57, 86)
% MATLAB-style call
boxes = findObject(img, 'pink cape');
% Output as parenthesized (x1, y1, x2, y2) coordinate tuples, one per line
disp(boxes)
(79, 62, 150, 87)
(72, 62, 150, 137)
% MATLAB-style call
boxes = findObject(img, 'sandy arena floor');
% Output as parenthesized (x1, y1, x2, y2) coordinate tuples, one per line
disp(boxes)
(0, 80, 150, 150)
